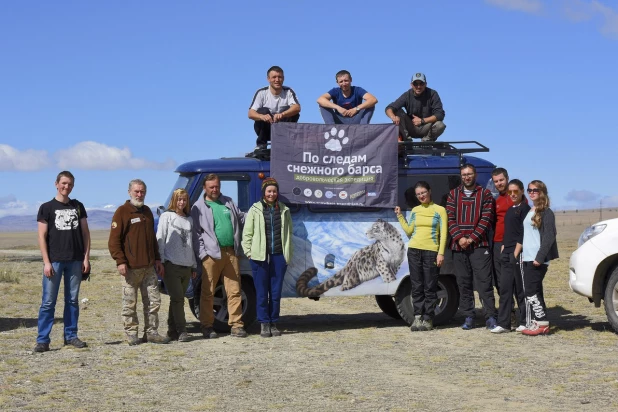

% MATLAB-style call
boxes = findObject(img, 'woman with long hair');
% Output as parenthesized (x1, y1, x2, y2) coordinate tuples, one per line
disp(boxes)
(242, 178, 293, 338)
(156, 189, 197, 342)
(395, 181, 448, 332)
(521, 180, 559, 336)
(491, 179, 530, 333)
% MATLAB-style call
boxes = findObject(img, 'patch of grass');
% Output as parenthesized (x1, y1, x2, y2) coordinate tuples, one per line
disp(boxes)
(0, 268, 20, 283)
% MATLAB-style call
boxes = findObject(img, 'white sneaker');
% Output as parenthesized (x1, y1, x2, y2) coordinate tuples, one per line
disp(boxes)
(515, 325, 527, 332)
(490, 326, 510, 333)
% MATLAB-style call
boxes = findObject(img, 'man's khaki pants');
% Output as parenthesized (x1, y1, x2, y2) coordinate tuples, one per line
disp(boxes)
(121, 266, 160, 335)
(200, 247, 243, 328)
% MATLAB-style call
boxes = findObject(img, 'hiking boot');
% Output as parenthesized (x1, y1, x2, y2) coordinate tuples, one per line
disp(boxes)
(167, 330, 179, 341)
(410, 315, 422, 332)
(64, 337, 88, 348)
(521, 320, 550, 336)
(177, 332, 190, 342)
(486, 317, 498, 330)
(201, 326, 218, 339)
(34, 343, 50, 353)
(462, 317, 475, 330)
(419, 318, 433, 331)
(490, 326, 510, 334)
(230, 327, 248, 338)
(146, 332, 171, 344)
(126, 334, 140, 346)
(260, 323, 271, 338)
(270, 323, 281, 337)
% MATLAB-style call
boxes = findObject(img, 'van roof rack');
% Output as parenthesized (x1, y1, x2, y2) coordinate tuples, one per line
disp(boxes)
(398, 140, 489, 167)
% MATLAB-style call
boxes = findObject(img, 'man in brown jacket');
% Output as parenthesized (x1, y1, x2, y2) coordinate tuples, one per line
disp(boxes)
(108, 179, 169, 345)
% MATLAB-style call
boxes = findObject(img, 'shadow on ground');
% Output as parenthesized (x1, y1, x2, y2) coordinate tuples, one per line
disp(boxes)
(0, 317, 39, 332)
(549, 304, 613, 332)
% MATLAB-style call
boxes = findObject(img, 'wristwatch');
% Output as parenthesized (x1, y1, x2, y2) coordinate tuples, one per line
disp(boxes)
(355, 106, 360, 112)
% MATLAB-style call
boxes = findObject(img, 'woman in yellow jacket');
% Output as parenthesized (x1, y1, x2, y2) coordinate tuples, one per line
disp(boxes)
(395, 181, 447, 332)
(242, 178, 293, 338)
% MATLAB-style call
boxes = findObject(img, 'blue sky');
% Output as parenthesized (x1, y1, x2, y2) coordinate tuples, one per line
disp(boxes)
(1, 0, 617, 218)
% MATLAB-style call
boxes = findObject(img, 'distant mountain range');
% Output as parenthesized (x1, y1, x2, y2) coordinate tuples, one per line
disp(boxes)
(1, 210, 115, 232)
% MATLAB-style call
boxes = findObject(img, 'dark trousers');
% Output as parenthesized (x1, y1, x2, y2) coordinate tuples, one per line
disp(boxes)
(254, 107, 300, 145)
(319, 106, 375, 124)
(523, 262, 548, 321)
(164, 261, 192, 333)
(496, 252, 526, 329)
(250, 254, 287, 323)
(394, 108, 446, 141)
(453, 247, 497, 319)
(492, 242, 503, 293)
(407, 248, 439, 320)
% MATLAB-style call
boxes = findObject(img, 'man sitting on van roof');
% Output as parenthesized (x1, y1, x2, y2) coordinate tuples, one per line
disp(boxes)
(248, 65, 301, 154)
(385, 73, 446, 142)
(316, 70, 378, 124)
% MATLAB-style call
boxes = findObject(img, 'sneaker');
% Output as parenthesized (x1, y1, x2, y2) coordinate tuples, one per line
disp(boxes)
(486, 317, 498, 330)
(490, 326, 510, 334)
(64, 337, 88, 348)
(146, 332, 171, 344)
(419, 318, 433, 331)
(177, 332, 190, 342)
(260, 323, 271, 338)
(410, 315, 422, 332)
(34, 343, 50, 353)
(270, 323, 281, 337)
(167, 330, 179, 341)
(230, 327, 248, 338)
(201, 326, 218, 339)
(462, 317, 475, 330)
(126, 334, 140, 346)
(515, 325, 527, 333)
(521, 320, 550, 336)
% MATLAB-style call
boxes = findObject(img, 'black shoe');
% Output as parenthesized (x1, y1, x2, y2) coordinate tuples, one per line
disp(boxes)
(260, 323, 271, 338)
(167, 330, 179, 341)
(64, 337, 88, 348)
(201, 326, 218, 339)
(270, 323, 281, 337)
(230, 327, 248, 338)
(34, 343, 50, 353)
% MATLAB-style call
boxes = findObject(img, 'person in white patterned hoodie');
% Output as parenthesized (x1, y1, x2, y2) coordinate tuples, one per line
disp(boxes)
(156, 189, 197, 342)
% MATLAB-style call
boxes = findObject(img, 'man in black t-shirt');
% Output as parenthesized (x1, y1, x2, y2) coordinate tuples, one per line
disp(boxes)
(34, 171, 91, 353)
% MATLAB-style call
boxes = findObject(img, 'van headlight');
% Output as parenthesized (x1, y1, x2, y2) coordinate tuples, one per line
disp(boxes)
(578, 224, 606, 247)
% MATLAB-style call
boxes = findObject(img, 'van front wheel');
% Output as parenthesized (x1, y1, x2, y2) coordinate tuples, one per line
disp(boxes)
(375, 295, 402, 319)
(395, 275, 459, 326)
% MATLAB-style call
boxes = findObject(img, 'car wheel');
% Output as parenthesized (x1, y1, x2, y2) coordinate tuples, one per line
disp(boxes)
(375, 295, 402, 319)
(395, 275, 459, 326)
(603, 267, 618, 334)
(187, 275, 257, 332)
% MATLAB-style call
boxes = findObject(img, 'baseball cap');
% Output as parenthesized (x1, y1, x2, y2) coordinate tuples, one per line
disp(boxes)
(411, 73, 426, 83)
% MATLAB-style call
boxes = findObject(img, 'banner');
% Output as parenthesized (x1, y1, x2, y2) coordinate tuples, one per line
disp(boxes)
(270, 123, 398, 208)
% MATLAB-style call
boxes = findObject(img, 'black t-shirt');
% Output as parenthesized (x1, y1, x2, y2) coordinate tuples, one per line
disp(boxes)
(37, 198, 88, 262)
(502, 202, 531, 253)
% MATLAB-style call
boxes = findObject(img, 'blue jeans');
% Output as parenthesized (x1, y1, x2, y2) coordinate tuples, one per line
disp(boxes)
(37, 260, 82, 344)
(319, 106, 374, 124)
(250, 254, 287, 323)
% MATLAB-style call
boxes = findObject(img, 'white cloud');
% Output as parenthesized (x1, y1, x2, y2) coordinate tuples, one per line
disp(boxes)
(565, 189, 601, 202)
(485, 0, 543, 13)
(563, 189, 618, 209)
(55, 141, 176, 171)
(0, 144, 51, 171)
(0, 198, 40, 218)
(591, 0, 618, 38)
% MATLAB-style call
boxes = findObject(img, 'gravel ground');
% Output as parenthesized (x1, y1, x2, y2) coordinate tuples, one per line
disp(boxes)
(1, 225, 618, 411)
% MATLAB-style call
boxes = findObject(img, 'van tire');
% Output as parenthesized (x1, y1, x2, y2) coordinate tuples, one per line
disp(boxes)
(395, 275, 459, 326)
(188, 275, 257, 333)
(603, 267, 618, 334)
(375, 295, 402, 319)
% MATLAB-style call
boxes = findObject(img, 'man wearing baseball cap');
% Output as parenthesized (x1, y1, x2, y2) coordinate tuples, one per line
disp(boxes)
(385, 73, 446, 141)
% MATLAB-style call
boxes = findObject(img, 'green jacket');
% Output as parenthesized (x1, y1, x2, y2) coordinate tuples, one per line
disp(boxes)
(241, 201, 293, 263)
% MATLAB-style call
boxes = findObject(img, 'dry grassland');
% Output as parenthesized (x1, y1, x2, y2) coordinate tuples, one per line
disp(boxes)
(1, 210, 618, 411)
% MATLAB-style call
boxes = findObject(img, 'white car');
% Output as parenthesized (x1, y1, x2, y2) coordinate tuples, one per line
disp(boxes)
(569, 217, 618, 333)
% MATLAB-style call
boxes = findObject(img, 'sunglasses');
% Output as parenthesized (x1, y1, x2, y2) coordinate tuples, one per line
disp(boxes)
(507, 190, 521, 195)
(527, 188, 540, 194)
(412, 82, 425, 87)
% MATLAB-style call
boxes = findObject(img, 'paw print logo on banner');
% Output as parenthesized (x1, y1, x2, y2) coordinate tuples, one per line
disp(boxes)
(324, 127, 349, 152)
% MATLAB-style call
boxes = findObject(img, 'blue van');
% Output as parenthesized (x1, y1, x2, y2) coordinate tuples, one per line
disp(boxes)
(158, 141, 496, 332)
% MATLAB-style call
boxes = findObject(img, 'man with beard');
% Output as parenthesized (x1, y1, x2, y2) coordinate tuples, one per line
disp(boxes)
(108, 179, 169, 345)
(385, 72, 446, 141)
(446, 164, 497, 330)
(491, 167, 511, 293)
